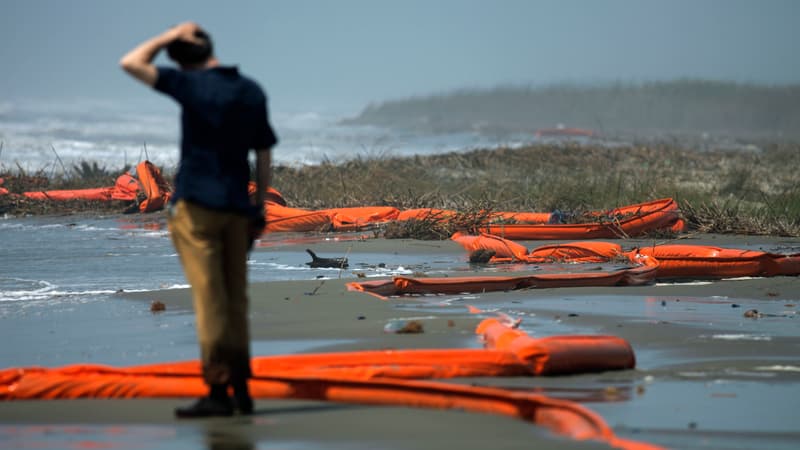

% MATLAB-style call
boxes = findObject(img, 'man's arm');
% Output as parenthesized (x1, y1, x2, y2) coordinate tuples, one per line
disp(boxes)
(248, 149, 272, 243)
(254, 149, 272, 210)
(119, 22, 201, 86)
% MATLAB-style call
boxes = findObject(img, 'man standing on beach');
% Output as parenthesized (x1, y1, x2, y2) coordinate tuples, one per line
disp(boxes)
(120, 22, 277, 417)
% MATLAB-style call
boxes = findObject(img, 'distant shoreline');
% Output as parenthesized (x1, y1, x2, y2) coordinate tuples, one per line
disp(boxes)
(342, 80, 800, 140)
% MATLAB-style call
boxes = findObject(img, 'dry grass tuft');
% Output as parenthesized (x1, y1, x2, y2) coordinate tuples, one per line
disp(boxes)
(2, 141, 799, 237)
(682, 200, 800, 237)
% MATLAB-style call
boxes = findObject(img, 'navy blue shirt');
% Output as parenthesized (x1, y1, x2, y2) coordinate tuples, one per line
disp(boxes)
(154, 66, 278, 214)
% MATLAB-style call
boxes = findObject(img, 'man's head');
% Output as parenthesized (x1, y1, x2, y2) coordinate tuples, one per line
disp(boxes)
(167, 29, 213, 68)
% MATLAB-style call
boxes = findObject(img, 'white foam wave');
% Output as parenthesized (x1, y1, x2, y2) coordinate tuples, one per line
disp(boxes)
(0, 278, 57, 302)
(0, 287, 117, 302)
(247, 262, 315, 271)
(754, 365, 800, 372)
(70, 224, 122, 232)
(114, 284, 189, 293)
(655, 281, 713, 286)
(133, 231, 170, 238)
(365, 266, 414, 277)
(709, 334, 772, 341)
(0, 280, 190, 303)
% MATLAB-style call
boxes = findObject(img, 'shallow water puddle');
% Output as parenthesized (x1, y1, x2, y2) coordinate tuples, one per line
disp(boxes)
(492, 293, 799, 336)
(591, 379, 800, 449)
(0, 425, 180, 449)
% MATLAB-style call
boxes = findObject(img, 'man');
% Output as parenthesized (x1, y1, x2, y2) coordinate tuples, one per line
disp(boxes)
(120, 22, 277, 417)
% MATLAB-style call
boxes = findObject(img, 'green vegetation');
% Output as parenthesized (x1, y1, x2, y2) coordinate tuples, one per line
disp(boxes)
(343, 80, 800, 139)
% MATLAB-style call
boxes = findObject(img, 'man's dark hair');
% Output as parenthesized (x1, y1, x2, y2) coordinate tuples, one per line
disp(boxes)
(167, 29, 213, 66)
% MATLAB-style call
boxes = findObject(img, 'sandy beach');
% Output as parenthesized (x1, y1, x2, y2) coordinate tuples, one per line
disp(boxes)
(2, 233, 799, 449)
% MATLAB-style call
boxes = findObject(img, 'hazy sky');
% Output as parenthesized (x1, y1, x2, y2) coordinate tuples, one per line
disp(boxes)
(2, 0, 799, 113)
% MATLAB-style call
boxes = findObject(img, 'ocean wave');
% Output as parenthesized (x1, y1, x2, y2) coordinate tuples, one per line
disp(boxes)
(0, 276, 189, 303)
(709, 334, 773, 341)
(0, 98, 517, 169)
(366, 266, 414, 276)
(754, 365, 800, 372)
(0, 289, 119, 302)
(655, 281, 714, 286)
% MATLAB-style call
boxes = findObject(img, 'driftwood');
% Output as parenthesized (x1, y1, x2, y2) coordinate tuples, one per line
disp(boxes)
(305, 249, 349, 269)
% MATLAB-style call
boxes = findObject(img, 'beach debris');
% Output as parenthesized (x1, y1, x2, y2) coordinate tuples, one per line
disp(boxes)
(602, 386, 620, 400)
(305, 249, 348, 268)
(743, 309, 762, 319)
(305, 279, 326, 296)
(496, 312, 522, 328)
(467, 305, 483, 314)
(357, 315, 366, 320)
(150, 300, 166, 313)
(469, 248, 496, 263)
(384, 319, 424, 334)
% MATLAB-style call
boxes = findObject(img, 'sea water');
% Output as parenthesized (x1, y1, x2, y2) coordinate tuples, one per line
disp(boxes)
(0, 214, 467, 368)
(0, 98, 534, 172)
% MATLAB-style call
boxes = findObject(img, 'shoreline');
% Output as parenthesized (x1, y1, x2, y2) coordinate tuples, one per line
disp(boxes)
(2, 233, 799, 449)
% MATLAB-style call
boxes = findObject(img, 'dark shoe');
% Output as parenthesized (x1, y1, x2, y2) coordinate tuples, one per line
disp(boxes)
(234, 394, 254, 415)
(175, 396, 234, 418)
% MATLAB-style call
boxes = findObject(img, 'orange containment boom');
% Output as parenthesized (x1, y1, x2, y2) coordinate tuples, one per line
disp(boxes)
(0, 368, 658, 449)
(0, 321, 654, 449)
(259, 190, 684, 237)
(452, 233, 800, 279)
(483, 198, 685, 240)
(0, 325, 635, 389)
(477, 318, 636, 375)
(21, 187, 117, 202)
(134, 161, 171, 213)
(634, 244, 800, 279)
(346, 252, 657, 298)
(6, 160, 171, 213)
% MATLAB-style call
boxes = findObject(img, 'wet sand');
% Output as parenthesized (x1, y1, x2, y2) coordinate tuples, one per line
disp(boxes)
(2, 234, 799, 449)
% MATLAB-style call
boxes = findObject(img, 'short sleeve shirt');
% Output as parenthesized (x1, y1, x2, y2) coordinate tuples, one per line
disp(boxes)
(154, 66, 278, 213)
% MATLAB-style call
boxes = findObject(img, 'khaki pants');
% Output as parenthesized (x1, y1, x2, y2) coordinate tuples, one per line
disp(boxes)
(167, 200, 252, 384)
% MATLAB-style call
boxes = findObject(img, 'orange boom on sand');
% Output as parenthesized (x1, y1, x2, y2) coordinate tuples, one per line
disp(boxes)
(452, 232, 800, 279)
(635, 244, 800, 279)
(0, 320, 655, 449)
(346, 251, 657, 298)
